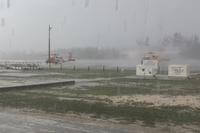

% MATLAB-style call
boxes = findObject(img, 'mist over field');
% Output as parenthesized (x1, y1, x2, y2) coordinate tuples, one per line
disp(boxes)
(0, 2, 200, 132)
(0, 0, 200, 67)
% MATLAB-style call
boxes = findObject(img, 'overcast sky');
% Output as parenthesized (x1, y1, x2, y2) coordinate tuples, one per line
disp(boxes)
(0, 0, 200, 52)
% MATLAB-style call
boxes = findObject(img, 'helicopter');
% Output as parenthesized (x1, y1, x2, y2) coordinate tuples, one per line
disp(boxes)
(46, 52, 76, 64)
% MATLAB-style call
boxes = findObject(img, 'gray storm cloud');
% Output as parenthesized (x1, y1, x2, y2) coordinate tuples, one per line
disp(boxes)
(0, 0, 199, 55)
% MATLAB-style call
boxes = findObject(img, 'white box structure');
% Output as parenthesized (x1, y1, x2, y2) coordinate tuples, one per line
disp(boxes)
(168, 65, 190, 77)
(136, 52, 160, 76)
(136, 65, 158, 76)
(142, 60, 159, 68)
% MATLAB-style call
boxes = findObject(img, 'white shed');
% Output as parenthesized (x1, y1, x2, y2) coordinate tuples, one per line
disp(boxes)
(136, 65, 158, 76)
(168, 65, 190, 77)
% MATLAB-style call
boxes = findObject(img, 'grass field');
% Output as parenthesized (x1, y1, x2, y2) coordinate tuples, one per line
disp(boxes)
(0, 68, 200, 127)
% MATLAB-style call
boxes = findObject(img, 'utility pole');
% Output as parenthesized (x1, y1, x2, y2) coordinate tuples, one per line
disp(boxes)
(7, 0, 10, 8)
(48, 25, 52, 69)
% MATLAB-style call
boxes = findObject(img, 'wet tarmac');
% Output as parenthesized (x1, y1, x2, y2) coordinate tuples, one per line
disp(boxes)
(0, 110, 134, 133)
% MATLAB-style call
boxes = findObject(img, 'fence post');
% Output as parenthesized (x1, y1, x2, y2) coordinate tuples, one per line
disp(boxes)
(103, 65, 105, 72)
(73, 65, 76, 71)
(88, 66, 90, 71)
(60, 63, 63, 71)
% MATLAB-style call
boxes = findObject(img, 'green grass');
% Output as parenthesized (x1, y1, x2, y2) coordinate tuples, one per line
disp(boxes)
(1, 69, 200, 126)
(0, 91, 199, 126)
(24, 68, 135, 79)
(57, 82, 200, 96)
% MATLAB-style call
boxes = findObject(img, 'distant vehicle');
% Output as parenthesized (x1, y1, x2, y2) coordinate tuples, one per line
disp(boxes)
(46, 53, 64, 64)
(68, 52, 76, 62)
(46, 52, 76, 64)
